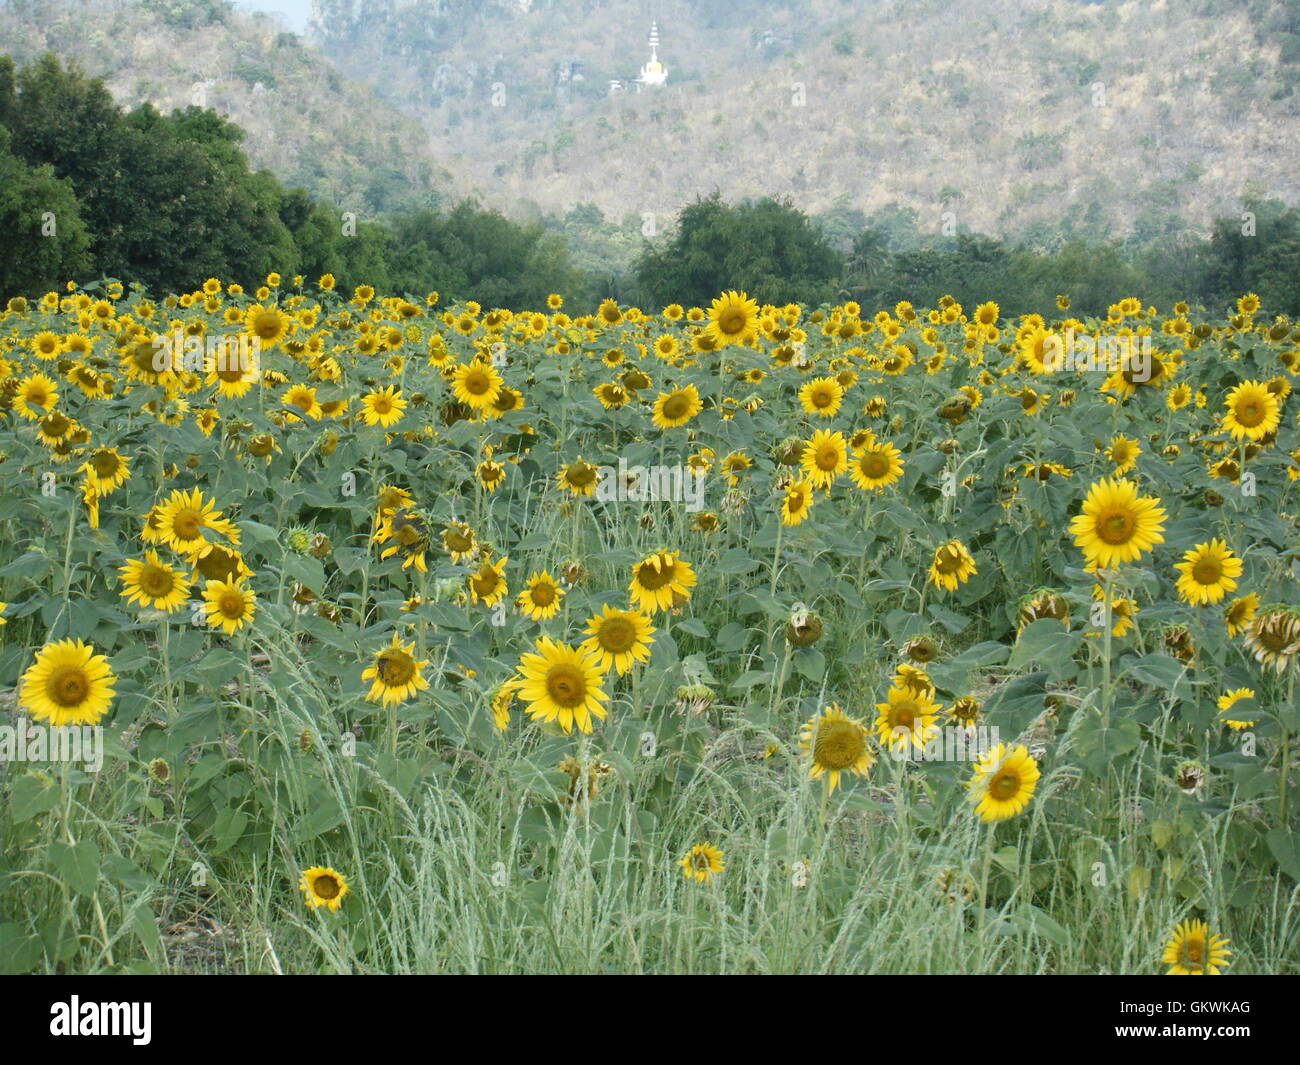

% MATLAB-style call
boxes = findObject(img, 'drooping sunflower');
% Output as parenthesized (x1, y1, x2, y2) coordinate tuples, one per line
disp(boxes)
(780, 478, 815, 526)
(451, 360, 504, 411)
(475, 455, 507, 493)
(628, 550, 696, 614)
(1243, 607, 1300, 674)
(928, 539, 977, 593)
(580, 604, 656, 675)
(119, 551, 190, 613)
(1161, 919, 1231, 975)
(191, 542, 253, 585)
(19, 638, 117, 727)
(378, 509, 430, 573)
(874, 684, 941, 755)
(515, 636, 609, 734)
(361, 634, 429, 706)
(651, 384, 702, 429)
(517, 570, 565, 621)
(441, 522, 478, 564)
(80, 447, 131, 496)
(704, 290, 759, 348)
(848, 439, 903, 492)
(678, 842, 725, 883)
(800, 429, 848, 489)
(1223, 592, 1259, 638)
(467, 554, 509, 607)
(359, 385, 406, 428)
(798, 376, 844, 418)
(800, 703, 875, 794)
(490, 680, 519, 731)
(1067, 477, 1167, 569)
(1222, 379, 1280, 441)
(966, 743, 1040, 823)
(1106, 434, 1141, 475)
(201, 578, 257, 635)
(299, 866, 349, 913)
(1173, 538, 1243, 606)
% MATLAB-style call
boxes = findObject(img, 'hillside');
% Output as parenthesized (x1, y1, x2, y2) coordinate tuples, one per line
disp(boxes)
(0, 0, 454, 212)
(307, 0, 1300, 243)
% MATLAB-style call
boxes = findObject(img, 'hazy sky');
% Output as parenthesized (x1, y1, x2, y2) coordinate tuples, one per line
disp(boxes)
(234, 0, 312, 33)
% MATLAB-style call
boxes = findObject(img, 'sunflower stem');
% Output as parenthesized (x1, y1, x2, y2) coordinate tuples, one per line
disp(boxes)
(977, 822, 996, 970)
(1101, 569, 1114, 731)
(1281, 669, 1294, 828)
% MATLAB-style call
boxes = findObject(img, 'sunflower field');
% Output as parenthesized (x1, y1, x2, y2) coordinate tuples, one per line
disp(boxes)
(0, 279, 1297, 975)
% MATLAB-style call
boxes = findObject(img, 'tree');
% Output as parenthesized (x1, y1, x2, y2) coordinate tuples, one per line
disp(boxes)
(636, 193, 842, 307)
(0, 126, 91, 297)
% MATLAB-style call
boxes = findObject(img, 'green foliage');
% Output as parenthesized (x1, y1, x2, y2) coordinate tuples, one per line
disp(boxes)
(637, 193, 842, 308)
(0, 125, 90, 295)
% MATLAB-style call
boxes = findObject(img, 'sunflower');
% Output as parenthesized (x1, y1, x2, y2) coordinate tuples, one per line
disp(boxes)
(780, 478, 815, 525)
(1222, 379, 1281, 441)
(928, 539, 977, 592)
(874, 684, 941, 755)
(467, 555, 509, 607)
(1173, 539, 1242, 606)
(1067, 478, 1167, 569)
(704, 290, 759, 348)
(800, 703, 875, 794)
(1224, 592, 1259, 637)
(119, 551, 190, 612)
(628, 550, 696, 614)
(15, 373, 58, 419)
(798, 376, 844, 418)
(191, 543, 252, 585)
(848, 440, 904, 491)
(490, 680, 519, 731)
(452, 360, 503, 411)
(282, 383, 322, 420)
(362, 635, 429, 706)
(678, 842, 725, 883)
(800, 429, 848, 489)
(1162, 920, 1231, 975)
(359, 385, 406, 428)
(243, 304, 290, 349)
(155, 487, 240, 555)
(1216, 687, 1257, 730)
(201, 578, 257, 635)
(557, 458, 601, 497)
(518, 570, 565, 621)
(1243, 607, 1300, 673)
(515, 636, 609, 734)
(299, 866, 349, 913)
(377, 509, 430, 573)
(580, 605, 656, 675)
(949, 696, 981, 728)
(80, 447, 131, 495)
(441, 522, 478, 564)
(206, 345, 259, 398)
(1106, 434, 1141, 475)
(593, 381, 630, 409)
(19, 638, 117, 727)
(966, 743, 1040, 822)
(651, 384, 702, 429)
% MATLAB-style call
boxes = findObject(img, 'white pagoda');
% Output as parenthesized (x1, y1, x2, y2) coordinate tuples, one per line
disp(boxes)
(636, 22, 668, 87)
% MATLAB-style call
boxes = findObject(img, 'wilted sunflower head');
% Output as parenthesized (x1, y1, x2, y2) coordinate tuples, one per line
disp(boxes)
(901, 635, 938, 664)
